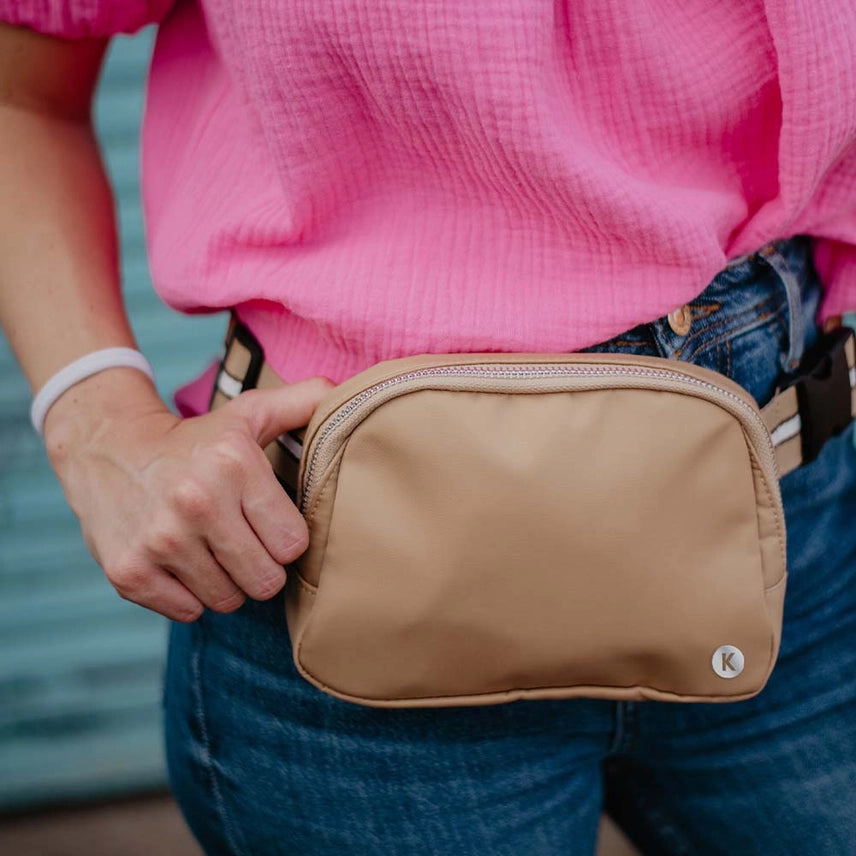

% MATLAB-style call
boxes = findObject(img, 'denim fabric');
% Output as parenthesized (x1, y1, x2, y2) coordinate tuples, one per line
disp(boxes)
(164, 237, 856, 855)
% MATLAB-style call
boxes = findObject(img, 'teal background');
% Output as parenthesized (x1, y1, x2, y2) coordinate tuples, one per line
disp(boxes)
(0, 30, 224, 810)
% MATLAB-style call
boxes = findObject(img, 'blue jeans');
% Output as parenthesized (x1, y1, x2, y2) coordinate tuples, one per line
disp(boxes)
(164, 237, 856, 855)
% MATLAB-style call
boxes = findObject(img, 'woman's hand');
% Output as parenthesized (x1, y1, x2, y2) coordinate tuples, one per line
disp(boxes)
(44, 367, 333, 622)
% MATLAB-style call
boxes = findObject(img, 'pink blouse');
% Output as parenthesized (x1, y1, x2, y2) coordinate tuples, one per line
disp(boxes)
(5, 1, 856, 408)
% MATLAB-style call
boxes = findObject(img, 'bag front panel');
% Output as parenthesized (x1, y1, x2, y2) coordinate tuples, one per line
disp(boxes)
(289, 384, 784, 706)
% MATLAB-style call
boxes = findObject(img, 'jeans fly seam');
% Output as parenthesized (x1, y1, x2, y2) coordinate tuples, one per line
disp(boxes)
(191, 621, 249, 856)
(609, 701, 637, 755)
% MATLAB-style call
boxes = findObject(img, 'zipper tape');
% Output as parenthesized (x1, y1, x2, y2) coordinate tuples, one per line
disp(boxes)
(299, 364, 780, 514)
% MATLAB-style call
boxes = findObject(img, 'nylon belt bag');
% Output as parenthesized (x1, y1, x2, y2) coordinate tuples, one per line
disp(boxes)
(210, 320, 856, 708)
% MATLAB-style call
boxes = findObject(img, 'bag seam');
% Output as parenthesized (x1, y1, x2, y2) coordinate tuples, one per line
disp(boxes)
(291, 667, 774, 705)
(294, 572, 317, 597)
(294, 437, 352, 668)
(748, 451, 788, 586)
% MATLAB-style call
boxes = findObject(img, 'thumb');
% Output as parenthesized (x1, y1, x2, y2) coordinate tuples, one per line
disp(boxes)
(231, 376, 335, 447)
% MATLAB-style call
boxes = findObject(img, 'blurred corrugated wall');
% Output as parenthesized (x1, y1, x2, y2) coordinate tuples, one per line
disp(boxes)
(0, 30, 224, 810)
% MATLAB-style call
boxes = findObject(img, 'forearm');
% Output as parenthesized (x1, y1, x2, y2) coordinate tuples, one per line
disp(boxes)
(0, 104, 136, 383)
(0, 27, 166, 447)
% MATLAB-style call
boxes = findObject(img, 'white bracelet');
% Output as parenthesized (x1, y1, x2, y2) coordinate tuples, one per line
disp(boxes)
(31, 347, 155, 437)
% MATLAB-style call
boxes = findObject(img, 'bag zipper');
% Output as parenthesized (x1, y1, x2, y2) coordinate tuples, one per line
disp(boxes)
(299, 364, 779, 514)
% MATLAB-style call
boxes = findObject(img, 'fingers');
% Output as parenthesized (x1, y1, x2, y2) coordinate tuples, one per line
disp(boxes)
(233, 376, 334, 448)
(110, 561, 204, 623)
(207, 516, 289, 601)
(143, 482, 286, 608)
(240, 446, 309, 566)
(182, 430, 306, 599)
(111, 524, 246, 616)
(157, 537, 247, 614)
(198, 438, 295, 600)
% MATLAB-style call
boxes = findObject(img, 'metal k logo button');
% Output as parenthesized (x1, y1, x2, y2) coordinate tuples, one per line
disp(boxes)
(712, 645, 745, 678)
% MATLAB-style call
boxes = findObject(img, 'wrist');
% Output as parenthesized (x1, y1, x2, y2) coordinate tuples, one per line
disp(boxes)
(44, 367, 170, 469)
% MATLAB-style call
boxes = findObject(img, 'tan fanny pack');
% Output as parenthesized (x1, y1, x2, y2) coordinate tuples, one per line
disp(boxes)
(211, 321, 856, 708)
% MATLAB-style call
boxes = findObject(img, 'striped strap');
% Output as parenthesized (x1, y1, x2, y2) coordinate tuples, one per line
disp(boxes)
(210, 319, 856, 491)
(208, 318, 305, 499)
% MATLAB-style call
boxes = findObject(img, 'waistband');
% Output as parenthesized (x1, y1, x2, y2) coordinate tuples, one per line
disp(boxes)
(594, 238, 819, 372)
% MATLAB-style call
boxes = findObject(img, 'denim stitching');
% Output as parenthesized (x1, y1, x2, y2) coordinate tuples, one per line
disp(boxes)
(685, 300, 722, 322)
(676, 295, 785, 356)
(190, 620, 249, 856)
(678, 303, 788, 366)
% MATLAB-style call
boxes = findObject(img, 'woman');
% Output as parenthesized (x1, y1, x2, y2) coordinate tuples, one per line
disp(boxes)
(1, 2, 855, 854)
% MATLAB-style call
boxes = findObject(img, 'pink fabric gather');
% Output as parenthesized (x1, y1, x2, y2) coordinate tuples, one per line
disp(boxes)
(5, 1, 856, 413)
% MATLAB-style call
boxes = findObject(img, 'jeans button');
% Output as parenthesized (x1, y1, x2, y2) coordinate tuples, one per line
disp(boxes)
(667, 304, 692, 336)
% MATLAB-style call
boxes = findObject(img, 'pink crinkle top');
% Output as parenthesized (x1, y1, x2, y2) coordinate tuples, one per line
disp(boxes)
(6, 1, 856, 410)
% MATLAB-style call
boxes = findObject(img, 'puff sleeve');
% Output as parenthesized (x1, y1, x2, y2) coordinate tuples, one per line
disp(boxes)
(0, 1, 176, 37)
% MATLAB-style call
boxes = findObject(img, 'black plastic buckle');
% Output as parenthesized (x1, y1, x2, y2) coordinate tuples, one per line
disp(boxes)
(231, 320, 266, 392)
(209, 315, 267, 411)
(781, 326, 854, 465)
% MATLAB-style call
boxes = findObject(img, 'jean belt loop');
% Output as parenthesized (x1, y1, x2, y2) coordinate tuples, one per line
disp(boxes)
(758, 241, 806, 372)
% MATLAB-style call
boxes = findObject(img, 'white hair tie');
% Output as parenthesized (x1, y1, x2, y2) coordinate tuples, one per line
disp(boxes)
(31, 347, 155, 436)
